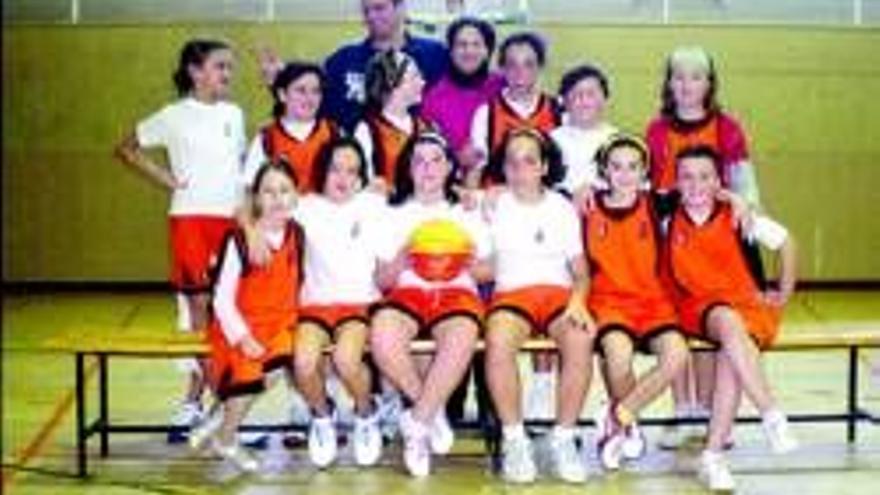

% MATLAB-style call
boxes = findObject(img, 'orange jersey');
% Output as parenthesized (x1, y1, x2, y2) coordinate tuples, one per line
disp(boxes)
(585, 194, 671, 301)
(487, 93, 560, 156)
(365, 113, 428, 185)
(260, 118, 338, 193)
(585, 194, 679, 339)
(207, 221, 303, 398)
(645, 111, 749, 191)
(666, 203, 779, 346)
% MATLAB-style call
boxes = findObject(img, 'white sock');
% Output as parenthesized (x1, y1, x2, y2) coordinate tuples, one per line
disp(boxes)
(503, 423, 527, 441)
(551, 424, 575, 440)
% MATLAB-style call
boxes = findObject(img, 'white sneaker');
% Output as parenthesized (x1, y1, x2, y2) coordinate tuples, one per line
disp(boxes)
(501, 434, 536, 483)
(400, 410, 431, 477)
(549, 430, 587, 483)
(698, 450, 736, 492)
(215, 442, 260, 473)
(169, 400, 203, 443)
(762, 410, 798, 454)
(378, 392, 403, 441)
(188, 406, 222, 451)
(352, 411, 383, 466)
(430, 412, 455, 455)
(308, 416, 338, 468)
(621, 422, 647, 460)
(594, 403, 623, 471)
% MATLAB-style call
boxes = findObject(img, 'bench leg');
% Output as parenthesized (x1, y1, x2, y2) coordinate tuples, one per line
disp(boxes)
(75, 353, 88, 478)
(847, 346, 858, 443)
(99, 354, 109, 457)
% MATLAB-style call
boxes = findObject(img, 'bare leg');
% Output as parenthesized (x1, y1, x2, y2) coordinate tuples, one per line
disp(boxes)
(332, 321, 373, 415)
(411, 317, 478, 423)
(369, 309, 422, 402)
(485, 311, 530, 426)
(600, 331, 636, 402)
(294, 322, 331, 415)
(548, 319, 594, 427)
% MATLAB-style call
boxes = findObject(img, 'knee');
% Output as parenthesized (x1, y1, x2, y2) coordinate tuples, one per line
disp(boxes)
(332, 350, 363, 379)
(294, 351, 322, 378)
(659, 343, 689, 376)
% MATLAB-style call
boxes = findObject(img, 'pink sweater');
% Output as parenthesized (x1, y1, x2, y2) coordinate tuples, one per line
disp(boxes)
(421, 72, 505, 153)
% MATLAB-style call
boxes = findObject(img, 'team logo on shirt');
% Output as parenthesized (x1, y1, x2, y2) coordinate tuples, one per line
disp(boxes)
(350, 221, 361, 239)
(345, 72, 366, 103)
(534, 228, 545, 244)
(224, 121, 232, 138)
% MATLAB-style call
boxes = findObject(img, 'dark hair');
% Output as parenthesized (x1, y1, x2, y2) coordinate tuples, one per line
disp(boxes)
(365, 50, 413, 112)
(498, 31, 547, 68)
(558, 63, 610, 100)
(312, 137, 369, 194)
(389, 131, 461, 206)
(271, 61, 325, 118)
(595, 133, 649, 179)
(674, 144, 723, 178)
(446, 16, 497, 55)
(483, 127, 565, 187)
(250, 161, 298, 217)
(172, 39, 231, 97)
(660, 50, 720, 118)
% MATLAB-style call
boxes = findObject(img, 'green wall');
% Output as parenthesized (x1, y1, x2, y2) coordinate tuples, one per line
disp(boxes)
(3, 23, 880, 281)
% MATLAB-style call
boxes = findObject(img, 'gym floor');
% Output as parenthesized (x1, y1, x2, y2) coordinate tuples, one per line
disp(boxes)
(2, 290, 879, 493)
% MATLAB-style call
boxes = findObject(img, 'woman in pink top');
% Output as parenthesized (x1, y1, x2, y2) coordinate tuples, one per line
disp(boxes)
(421, 17, 504, 176)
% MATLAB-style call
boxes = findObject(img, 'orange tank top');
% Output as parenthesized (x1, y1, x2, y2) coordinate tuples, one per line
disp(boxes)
(586, 194, 670, 300)
(366, 113, 428, 186)
(487, 93, 560, 155)
(666, 203, 764, 302)
(654, 115, 720, 191)
(261, 118, 337, 193)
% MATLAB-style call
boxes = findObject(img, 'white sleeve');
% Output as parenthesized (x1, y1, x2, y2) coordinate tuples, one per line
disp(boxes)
(212, 240, 251, 345)
(464, 209, 492, 261)
(729, 160, 762, 208)
(135, 106, 170, 148)
(242, 134, 267, 188)
(354, 122, 375, 179)
(233, 106, 247, 159)
(470, 104, 490, 169)
(559, 200, 584, 260)
(749, 214, 788, 251)
(375, 206, 405, 263)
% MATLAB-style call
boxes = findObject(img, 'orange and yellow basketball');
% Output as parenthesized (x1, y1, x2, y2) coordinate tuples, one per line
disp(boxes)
(407, 219, 474, 282)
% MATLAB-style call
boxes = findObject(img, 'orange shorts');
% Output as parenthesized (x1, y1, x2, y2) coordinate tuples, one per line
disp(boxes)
(678, 294, 781, 350)
(372, 287, 483, 338)
(299, 304, 371, 334)
(489, 285, 570, 336)
(169, 216, 235, 293)
(589, 293, 680, 346)
(206, 321, 293, 400)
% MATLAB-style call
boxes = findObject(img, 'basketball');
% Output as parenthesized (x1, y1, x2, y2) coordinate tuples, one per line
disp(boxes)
(407, 218, 475, 281)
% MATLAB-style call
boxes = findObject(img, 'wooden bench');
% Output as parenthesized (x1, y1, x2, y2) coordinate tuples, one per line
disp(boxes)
(41, 324, 880, 478)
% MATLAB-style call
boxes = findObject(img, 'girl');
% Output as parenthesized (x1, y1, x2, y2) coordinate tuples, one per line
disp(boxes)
(469, 31, 560, 186)
(244, 62, 339, 194)
(189, 162, 301, 473)
(421, 16, 505, 171)
(551, 64, 618, 198)
(483, 129, 594, 484)
(583, 134, 689, 470)
(667, 146, 798, 491)
(293, 138, 385, 468)
(354, 49, 428, 195)
(646, 45, 760, 205)
(646, 46, 762, 447)
(115, 39, 246, 440)
(369, 131, 492, 477)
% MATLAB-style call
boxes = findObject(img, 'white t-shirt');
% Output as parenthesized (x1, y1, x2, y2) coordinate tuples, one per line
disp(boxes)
(378, 199, 492, 292)
(136, 97, 246, 216)
(242, 118, 318, 186)
(295, 192, 386, 305)
(550, 121, 618, 194)
(488, 190, 584, 292)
